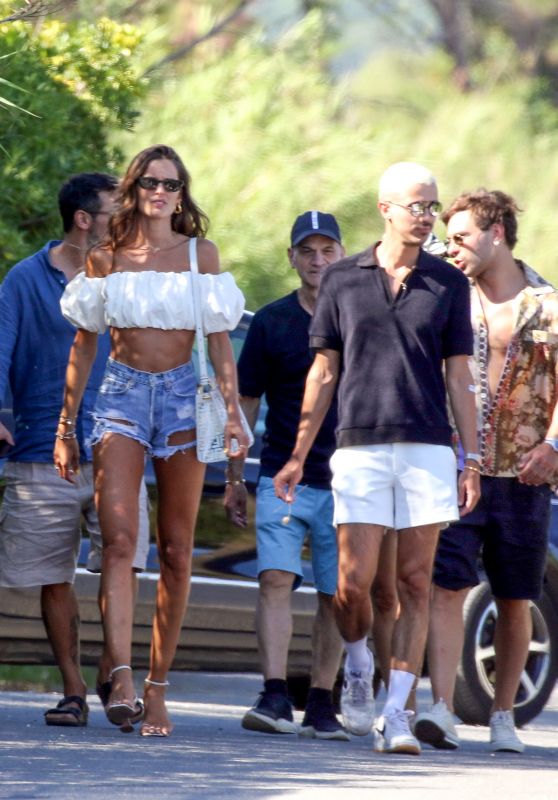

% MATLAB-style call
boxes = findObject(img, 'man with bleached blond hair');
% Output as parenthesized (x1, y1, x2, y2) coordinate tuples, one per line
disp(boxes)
(274, 162, 480, 755)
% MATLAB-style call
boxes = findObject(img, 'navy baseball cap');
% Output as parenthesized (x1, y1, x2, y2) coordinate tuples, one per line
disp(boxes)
(290, 210, 342, 246)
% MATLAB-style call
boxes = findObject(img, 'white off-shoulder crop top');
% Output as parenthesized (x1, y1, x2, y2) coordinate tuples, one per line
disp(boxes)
(60, 268, 245, 335)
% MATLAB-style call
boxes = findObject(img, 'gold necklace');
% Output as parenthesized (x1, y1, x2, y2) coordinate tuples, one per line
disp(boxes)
(134, 238, 185, 254)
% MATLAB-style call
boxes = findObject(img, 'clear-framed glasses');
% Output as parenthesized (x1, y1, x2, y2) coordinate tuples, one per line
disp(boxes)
(444, 232, 469, 248)
(137, 176, 184, 192)
(388, 200, 443, 218)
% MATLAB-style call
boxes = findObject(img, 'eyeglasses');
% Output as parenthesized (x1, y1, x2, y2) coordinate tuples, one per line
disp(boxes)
(137, 176, 184, 193)
(445, 233, 469, 248)
(388, 200, 443, 218)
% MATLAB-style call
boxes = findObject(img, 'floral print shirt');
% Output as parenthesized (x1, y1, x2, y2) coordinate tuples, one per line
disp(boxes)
(470, 262, 558, 477)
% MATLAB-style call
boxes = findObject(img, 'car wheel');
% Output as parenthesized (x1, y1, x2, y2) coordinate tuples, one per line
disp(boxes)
(454, 582, 558, 726)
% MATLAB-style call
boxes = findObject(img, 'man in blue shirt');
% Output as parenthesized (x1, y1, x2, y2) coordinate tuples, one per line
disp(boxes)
(0, 173, 147, 726)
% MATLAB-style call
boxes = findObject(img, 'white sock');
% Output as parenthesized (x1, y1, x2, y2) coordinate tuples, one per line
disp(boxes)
(343, 637, 372, 674)
(382, 669, 416, 715)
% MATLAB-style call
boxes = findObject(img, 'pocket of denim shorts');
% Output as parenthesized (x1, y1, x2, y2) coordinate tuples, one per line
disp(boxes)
(169, 374, 195, 398)
(99, 376, 133, 395)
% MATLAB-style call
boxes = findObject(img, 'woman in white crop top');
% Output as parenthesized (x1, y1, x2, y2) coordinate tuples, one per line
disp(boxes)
(54, 144, 249, 738)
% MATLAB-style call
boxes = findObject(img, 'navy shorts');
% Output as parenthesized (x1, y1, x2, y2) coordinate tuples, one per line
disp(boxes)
(433, 476, 550, 600)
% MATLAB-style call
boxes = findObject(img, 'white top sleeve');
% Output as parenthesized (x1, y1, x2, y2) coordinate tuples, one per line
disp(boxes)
(60, 272, 107, 333)
(59, 269, 245, 333)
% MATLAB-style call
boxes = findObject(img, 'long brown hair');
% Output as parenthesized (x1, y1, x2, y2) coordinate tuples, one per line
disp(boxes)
(108, 144, 209, 250)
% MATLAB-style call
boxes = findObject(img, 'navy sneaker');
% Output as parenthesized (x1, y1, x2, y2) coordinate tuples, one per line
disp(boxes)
(242, 691, 297, 734)
(299, 699, 350, 741)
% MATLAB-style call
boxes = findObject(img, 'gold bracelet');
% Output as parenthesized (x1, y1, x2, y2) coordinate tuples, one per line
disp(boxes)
(463, 464, 481, 474)
(55, 431, 77, 440)
(225, 479, 246, 486)
(58, 416, 76, 426)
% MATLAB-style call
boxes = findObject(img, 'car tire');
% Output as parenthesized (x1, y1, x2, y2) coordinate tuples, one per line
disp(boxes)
(454, 582, 558, 727)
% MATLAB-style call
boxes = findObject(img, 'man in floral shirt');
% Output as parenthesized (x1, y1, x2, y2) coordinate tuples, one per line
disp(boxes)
(415, 189, 558, 754)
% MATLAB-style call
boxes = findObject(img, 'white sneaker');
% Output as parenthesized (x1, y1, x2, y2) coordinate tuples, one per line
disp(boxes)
(374, 709, 421, 755)
(489, 710, 525, 753)
(414, 700, 460, 750)
(340, 650, 375, 736)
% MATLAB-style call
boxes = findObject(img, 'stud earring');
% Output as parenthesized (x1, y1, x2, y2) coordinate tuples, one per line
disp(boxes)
(174, 200, 183, 214)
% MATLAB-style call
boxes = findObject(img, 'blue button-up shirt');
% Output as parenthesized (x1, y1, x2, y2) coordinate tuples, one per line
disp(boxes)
(0, 241, 110, 462)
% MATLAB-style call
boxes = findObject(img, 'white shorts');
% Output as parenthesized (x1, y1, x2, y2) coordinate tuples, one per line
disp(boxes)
(330, 443, 458, 530)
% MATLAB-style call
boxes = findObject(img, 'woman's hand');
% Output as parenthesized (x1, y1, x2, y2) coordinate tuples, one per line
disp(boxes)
(53, 437, 80, 484)
(223, 412, 251, 459)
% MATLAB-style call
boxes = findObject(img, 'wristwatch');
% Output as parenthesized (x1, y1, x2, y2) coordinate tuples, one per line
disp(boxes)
(544, 438, 558, 453)
(465, 452, 481, 463)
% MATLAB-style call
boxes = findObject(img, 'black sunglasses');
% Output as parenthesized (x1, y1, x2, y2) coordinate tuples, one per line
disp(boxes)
(137, 176, 184, 193)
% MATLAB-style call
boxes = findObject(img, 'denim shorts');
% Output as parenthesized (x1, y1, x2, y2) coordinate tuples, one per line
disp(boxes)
(255, 475, 338, 596)
(90, 358, 197, 459)
(433, 476, 551, 600)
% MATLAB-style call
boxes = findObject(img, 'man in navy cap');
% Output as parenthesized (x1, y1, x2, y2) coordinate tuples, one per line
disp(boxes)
(225, 211, 348, 739)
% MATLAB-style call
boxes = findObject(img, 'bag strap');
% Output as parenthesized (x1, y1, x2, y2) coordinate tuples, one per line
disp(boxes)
(189, 236, 209, 384)
(189, 237, 210, 384)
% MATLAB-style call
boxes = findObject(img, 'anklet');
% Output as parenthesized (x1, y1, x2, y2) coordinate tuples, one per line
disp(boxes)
(144, 678, 169, 687)
(111, 665, 132, 675)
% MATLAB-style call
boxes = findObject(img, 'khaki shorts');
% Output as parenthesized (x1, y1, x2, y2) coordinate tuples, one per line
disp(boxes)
(0, 462, 150, 587)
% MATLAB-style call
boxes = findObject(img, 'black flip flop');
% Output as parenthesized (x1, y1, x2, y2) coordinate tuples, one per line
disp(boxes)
(44, 695, 89, 727)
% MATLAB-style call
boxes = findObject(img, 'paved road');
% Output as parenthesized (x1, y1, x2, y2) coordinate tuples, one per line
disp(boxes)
(0, 674, 556, 799)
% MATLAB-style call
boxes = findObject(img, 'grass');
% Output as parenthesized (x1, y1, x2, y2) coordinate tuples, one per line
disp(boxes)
(0, 665, 97, 692)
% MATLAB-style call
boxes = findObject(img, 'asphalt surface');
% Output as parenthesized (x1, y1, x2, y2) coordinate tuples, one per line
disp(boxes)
(0, 674, 557, 799)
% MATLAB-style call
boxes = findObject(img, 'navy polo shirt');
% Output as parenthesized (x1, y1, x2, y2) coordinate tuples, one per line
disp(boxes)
(238, 291, 337, 488)
(310, 244, 473, 449)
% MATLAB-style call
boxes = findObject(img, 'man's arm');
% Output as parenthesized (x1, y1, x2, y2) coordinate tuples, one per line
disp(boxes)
(446, 354, 481, 515)
(0, 274, 19, 446)
(273, 349, 340, 502)
(517, 400, 558, 485)
(223, 396, 261, 528)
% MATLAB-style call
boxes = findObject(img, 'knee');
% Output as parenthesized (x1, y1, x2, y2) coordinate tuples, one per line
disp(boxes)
(397, 568, 432, 608)
(336, 571, 370, 611)
(495, 597, 530, 624)
(371, 583, 398, 616)
(157, 540, 192, 579)
(259, 569, 293, 600)
(103, 530, 136, 564)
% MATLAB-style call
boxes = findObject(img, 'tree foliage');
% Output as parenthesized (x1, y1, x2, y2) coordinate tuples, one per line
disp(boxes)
(0, 6, 144, 271)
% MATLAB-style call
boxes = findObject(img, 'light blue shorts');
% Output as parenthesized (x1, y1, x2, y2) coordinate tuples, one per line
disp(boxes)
(90, 359, 197, 459)
(255, 476, 338, 595)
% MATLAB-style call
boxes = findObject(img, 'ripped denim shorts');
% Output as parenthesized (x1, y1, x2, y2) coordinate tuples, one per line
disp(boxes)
(90, 358, 197, 459)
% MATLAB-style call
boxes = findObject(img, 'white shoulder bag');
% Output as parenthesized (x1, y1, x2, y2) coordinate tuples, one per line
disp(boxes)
(190, 237, 253, 463)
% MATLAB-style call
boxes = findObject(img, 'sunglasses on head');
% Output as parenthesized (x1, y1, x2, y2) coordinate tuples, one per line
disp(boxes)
(137, 176, 184, 193)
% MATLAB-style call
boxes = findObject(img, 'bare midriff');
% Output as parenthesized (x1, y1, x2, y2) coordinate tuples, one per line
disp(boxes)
(109, 327, 196, 373)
